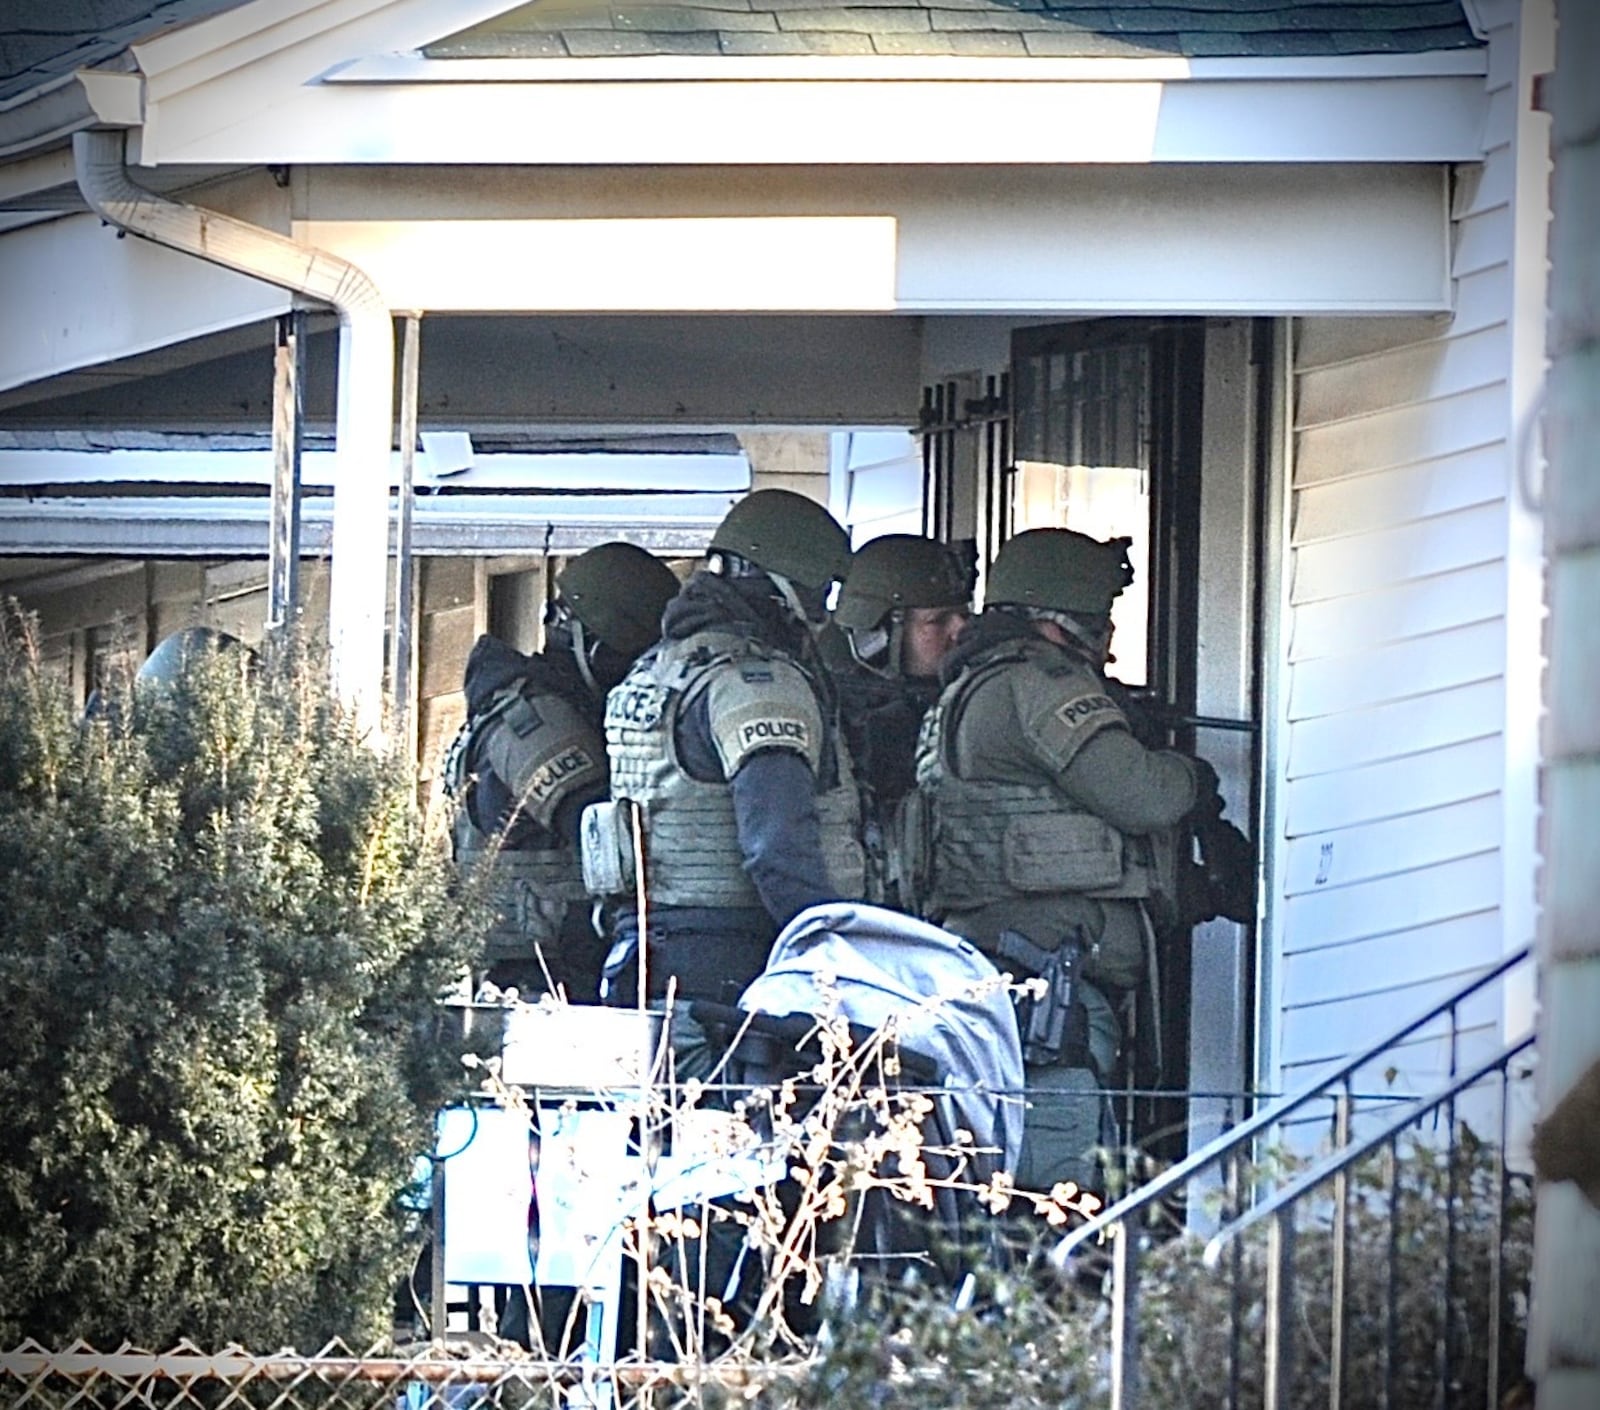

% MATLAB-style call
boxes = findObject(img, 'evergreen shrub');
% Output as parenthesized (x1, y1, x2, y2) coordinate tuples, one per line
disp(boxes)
(0, 610, 480, 1350)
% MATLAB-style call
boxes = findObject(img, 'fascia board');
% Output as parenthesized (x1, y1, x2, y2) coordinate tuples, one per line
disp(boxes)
(132, 0, 532, 164)
(328, 50, 1490, 84)
(145, 71, 1490, 167)
(0, 493, 725, 556)
(0, 447, 750, 493)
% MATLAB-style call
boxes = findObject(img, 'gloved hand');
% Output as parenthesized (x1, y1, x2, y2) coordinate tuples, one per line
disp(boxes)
(1197, 817, 1256, 924)
(1187, 755, 1224, 819)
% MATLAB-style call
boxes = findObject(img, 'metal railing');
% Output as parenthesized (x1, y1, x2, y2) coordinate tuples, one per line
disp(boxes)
(1200, 1032, 1535, 1410)
(1050, 944, 1535, 1410)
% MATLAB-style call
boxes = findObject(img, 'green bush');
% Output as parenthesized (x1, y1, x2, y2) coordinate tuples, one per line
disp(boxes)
(0, 611, 480, 1351)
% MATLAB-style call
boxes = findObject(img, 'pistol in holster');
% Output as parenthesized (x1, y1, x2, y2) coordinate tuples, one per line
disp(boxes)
(995, 927, 1092, 1069)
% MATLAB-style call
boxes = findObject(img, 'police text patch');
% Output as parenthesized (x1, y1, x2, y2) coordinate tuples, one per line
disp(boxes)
(524, 745, 597, 804)
(1055, 693, 1118, 728)
(738, 717, 810, 751)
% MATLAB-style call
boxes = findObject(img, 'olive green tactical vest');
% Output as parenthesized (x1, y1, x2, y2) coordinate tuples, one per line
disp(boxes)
(915, 640, 1167, 929)
(453, 828, 589, 961)
(445, 685, 597, 962)
(606, 630, 866, 909)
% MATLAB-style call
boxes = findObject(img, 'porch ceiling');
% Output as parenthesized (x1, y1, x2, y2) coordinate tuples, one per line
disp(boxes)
(0, 313, 929, 432)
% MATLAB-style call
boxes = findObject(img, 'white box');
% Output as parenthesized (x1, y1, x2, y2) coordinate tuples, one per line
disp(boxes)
(499, 1004, 664, 1090)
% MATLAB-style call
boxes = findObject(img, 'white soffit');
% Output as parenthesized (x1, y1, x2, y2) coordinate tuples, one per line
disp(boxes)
(295, 164, 1452, 315)
(0, 211, 289, 394)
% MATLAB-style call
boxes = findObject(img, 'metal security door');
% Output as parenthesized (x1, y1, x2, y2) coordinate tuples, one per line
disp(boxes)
(919, 371, 1011, 591)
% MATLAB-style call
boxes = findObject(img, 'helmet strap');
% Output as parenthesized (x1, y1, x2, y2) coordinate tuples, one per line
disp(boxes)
(846, 621, 893, 677)
(570, 614, 602, 698)
(1025, 606, 1110, 660)
(888, 610, 908, 677)
(770, 572, 826, 632)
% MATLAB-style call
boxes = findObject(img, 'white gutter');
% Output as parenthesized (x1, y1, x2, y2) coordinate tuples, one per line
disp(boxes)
(73, 127, 393, 736)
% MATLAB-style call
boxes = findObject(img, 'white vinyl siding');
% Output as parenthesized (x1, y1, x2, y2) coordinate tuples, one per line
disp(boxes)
(1273, 13, 1530, 1108)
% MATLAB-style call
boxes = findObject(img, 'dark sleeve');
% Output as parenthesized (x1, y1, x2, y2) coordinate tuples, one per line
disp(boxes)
(549, 774, 610, 851)
(729, 749, 836, 930)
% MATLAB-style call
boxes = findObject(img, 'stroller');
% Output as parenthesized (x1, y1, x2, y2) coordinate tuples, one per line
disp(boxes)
(674, 902, 1025, 1332)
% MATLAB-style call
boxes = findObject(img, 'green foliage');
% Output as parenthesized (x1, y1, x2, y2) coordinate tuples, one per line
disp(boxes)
(0, 610, 481, 1351)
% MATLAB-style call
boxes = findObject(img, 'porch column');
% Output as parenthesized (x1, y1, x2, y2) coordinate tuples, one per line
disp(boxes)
(1530, 1, 1600, 1404)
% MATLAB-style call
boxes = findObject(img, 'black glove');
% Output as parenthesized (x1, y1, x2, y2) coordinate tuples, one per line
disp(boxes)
(1196, 816, 1255, 924)
(1187, 755, 1224, 820)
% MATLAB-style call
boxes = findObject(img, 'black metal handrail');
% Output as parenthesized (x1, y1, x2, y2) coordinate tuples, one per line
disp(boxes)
(1201, 1032, 1534, 1265)
(1051, 942, 1531, 1264)
(1197, 1030, 1535, 1410)
(1048, 943, 1533, 1410)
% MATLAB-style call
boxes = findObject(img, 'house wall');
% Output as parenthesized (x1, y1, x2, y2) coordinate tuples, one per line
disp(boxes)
(1271, 0, 1548, 1127)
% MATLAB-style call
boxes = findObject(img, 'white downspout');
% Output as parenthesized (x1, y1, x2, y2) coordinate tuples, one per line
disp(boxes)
(73, 128, 392, 737)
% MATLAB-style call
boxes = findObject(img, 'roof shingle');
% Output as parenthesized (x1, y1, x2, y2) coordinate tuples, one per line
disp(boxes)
(426, 0, 1482, 61)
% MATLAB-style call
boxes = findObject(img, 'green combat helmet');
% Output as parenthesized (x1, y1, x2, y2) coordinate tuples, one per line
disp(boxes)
(834, 534, 970, 631)
(708, 488, 852, 627)
(556, 541, 680, 660)
(985, 528, 1134, 618)
(710, 488, 852, 594)
(834, 534, 972, 678)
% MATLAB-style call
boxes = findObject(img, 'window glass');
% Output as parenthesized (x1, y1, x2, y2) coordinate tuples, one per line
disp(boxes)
(1011, 342, 1151, 686)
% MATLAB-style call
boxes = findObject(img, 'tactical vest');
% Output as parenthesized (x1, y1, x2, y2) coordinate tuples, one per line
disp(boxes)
(606, 630, 866, 909)
(914, 643, 1172, 926)
(444, 683, 597, 962)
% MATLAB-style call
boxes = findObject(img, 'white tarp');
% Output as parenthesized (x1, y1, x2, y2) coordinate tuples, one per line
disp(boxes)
(738, 902, 1025, 1177)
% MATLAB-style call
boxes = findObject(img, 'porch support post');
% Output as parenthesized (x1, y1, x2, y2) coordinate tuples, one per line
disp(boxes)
(1531, 2, 1600, 1407)
(268, 310, 305, 633)
(390, 313, 422, 760)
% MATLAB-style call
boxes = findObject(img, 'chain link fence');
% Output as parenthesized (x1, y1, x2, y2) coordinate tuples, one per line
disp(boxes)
(0, 1340, 810, 1410)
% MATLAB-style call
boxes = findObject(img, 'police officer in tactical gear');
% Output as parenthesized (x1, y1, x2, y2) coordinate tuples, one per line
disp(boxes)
(828, 533, 972, 811)
(822, 534, 972, 906)
(446, 541, 680, 1002)
(599, 488, 863, 1010)
(913, 527, 1239, 1192)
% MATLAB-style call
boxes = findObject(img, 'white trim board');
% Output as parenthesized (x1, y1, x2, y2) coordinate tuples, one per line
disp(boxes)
(140, 71, 1489, 167)
(0, 491, 730, 556)
(290, 164, 1451, 315)
(0, 447, 751, 492)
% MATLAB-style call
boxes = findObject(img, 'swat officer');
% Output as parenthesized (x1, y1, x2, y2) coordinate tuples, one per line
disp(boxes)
(827, 533, 972, 813)
(913, 527, 1241, 1191)
(598, 488, 862, 1010)
(823, 534, 971, 906)
(446, 541, 680, 1002)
